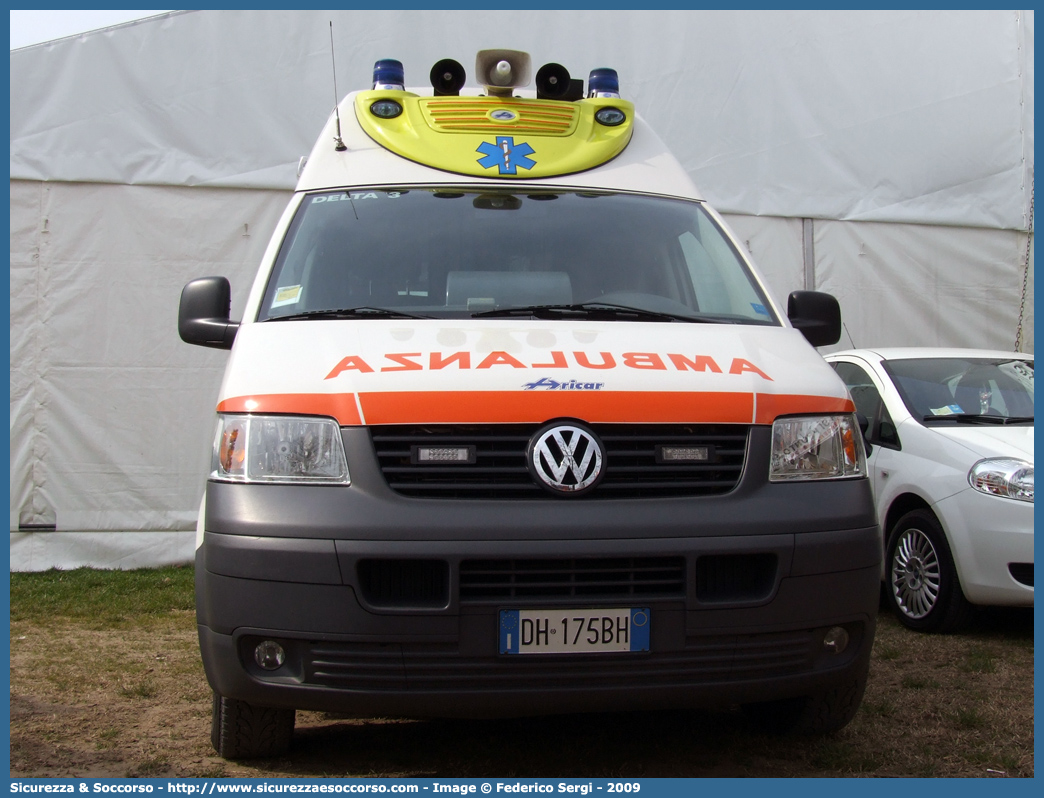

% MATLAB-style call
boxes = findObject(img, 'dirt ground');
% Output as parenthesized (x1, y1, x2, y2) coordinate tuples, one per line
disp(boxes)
(9, 607, 1034, 779)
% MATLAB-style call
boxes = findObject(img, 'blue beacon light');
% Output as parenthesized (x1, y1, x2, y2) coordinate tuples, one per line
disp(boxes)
(372, 59, 405, 90)
(587, 68, 620, 98)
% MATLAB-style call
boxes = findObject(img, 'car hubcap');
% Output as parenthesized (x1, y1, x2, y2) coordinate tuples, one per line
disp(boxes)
(891, 527, 941, 619)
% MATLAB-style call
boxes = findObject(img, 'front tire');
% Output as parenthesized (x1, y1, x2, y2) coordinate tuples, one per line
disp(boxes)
(885, 509, 971, 633)
(211, 691, 295, 759)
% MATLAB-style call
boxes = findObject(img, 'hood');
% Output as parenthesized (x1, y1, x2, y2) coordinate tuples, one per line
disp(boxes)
(931, 424, 1034, 462)
(215, 320, 852, 426)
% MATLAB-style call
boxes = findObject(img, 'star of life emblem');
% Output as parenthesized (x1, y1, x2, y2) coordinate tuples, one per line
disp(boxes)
(476, 136, 536, 175)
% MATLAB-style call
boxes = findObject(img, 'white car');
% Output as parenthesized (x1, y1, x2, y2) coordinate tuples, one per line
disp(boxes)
(825, 348, 1033, 632)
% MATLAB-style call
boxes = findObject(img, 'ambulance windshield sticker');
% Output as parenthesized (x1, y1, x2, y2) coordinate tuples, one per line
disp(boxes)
(751, 303, 769, 316)
(477, 136, 536, 175)
(929, 404, 964, 416)
(271, 285, 303, 308)
(311, 192, 380, 205)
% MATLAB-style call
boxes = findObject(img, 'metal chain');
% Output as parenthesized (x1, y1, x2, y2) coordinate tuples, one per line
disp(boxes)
(1014, 180, 1033, 352)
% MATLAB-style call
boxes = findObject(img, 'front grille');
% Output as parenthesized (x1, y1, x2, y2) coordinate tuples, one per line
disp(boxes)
(421, 98, 577, 135)
(370, 424, 749, 499)
(302, 630, 814, 691)
(460, 557, 686, 604)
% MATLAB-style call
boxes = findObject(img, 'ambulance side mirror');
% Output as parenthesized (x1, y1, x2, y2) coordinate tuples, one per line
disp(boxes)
(179, 276, 240, 350)
(787, 290, 841, 347)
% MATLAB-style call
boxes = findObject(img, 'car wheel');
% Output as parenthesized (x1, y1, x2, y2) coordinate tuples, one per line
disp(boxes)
(742, 673, 868, 735)
(211, 691, 295, 759)
(885, 509, 972, 633)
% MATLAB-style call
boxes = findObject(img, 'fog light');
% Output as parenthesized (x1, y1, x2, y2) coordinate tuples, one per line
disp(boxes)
(823, 626, 850, 655)
(254, 640, 286, 670)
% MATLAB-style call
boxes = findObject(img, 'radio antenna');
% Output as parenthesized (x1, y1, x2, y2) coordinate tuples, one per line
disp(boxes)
(842, 321, 857, 349)
(329, 21, 347, 151)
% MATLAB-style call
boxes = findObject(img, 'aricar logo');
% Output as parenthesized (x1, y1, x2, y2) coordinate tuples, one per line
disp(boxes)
(524, 377, 605, 391)
(477, 136, 536, 175)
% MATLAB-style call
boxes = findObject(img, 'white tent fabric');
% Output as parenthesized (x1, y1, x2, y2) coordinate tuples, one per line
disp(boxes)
(8, 10, 1034, 570)
(10, 181, 283, 569)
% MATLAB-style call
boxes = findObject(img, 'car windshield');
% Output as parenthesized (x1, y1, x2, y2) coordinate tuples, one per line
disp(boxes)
(883, 357, 1034, 423)
(258, 189, 777, 324)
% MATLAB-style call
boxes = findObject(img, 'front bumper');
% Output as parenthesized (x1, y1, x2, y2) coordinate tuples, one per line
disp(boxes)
(197, 547, 877, 717)
(934, 488, 1034, 607)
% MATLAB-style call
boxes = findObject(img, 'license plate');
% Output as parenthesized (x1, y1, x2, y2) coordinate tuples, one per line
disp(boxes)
(499, 608, 650, 654)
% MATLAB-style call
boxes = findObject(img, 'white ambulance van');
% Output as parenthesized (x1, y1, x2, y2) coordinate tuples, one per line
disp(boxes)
(179, 50, 880, 759)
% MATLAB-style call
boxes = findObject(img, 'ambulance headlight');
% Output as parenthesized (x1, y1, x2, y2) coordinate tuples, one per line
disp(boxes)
(211, 414, 350, 485)
(769, 414, 866, 481)
(595, 107, 627, 127)
(370, 99, 403, 119)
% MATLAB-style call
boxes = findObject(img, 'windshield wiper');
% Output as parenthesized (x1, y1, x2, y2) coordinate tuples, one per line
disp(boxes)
(267, 307, 432, 321)
(923, 413, 1034, 426)
(471, 302, 715, 323)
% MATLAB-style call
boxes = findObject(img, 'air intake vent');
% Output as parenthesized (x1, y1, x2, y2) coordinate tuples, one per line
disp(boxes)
(695, 553, 778, 604)
(421, 97, 578, 135)
(298, 628, 816, 691)
(357, 559, 449, 608)
(371, 424, 748, 499)
(460, 557, 686, 604)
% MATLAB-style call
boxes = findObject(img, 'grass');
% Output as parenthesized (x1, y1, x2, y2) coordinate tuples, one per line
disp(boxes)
(900, 675, 941, 690)
(10, 565, 195, 626)
(951, 707, 988, 730)
(961, 645, 998, 673)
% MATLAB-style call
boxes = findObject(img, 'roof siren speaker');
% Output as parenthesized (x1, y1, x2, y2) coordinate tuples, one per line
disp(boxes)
(535, 62, 571, 100)
(475, 49, 532, 97)
(430, 59, 467, 96)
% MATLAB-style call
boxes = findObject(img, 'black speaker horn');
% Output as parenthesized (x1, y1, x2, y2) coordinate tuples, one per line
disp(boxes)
(536, 62, 571, 100)
(430, 59, 466, 96)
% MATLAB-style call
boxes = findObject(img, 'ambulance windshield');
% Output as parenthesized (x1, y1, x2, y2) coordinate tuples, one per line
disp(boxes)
(258, 189, 777, 325)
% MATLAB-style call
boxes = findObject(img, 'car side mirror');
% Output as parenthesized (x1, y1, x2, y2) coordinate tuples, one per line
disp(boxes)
(178, 276, 240, 350)
(787, 290, 841, 347)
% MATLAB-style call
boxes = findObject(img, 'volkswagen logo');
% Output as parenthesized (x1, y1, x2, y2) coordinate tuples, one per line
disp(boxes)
(527, 421, 605, 496)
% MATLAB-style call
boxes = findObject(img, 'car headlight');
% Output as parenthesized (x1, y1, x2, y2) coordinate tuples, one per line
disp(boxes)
(769, 414, 866, 482)
(211, 414, 349, 484)
(969, 458, 1033, 503)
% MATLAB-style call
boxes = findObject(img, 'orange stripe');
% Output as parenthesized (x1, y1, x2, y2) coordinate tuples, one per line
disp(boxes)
(217, 393, 362, 425)
(216, 391, 854, 427)
(755, 394, 855, 424)
(360, 391, 754, 425)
